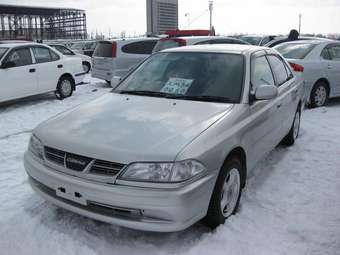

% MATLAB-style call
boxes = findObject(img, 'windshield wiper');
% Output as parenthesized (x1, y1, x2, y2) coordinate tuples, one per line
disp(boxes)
(119, 90, 174, 98)
(172, 95, 237, 103)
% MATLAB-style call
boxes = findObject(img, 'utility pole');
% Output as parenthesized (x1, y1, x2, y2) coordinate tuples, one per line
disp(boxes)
(299, 13, 302, 34)
(209, 0, 213, 33)
(185, 13, 190, 29)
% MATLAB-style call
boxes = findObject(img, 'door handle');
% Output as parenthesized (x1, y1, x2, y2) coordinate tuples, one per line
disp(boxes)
(277, 104, 282, 109)
(328, 65, 333, 69)
(29, 68, 36, 73)
(57, 64, 63, 68)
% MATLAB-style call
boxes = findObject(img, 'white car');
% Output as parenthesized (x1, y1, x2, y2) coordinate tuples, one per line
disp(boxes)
(91, 38, 159, 83)
(48, 44, 92, 73)
(275, 40, 340, 107)
(0, 43, 85, 104)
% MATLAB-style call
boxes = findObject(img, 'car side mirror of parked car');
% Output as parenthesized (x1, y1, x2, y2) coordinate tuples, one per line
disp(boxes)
(1, 61, 16, 69)
(111, 76, 122, 88)
(255, 85, 278, 100)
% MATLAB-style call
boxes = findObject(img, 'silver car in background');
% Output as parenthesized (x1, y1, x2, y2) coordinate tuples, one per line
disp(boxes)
(275, 40, 340, 107)
(24, 44, 304, 232)
(91, 38, 159, 83)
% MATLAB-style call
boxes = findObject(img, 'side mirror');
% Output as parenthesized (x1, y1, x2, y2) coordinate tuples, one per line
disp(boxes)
(111, 76, 122, 88)
(255, 85, 278, 100)
(1, 61, 16, 69)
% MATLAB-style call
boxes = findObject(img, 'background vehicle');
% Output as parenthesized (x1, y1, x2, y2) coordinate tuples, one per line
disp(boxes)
(24, 44, 304, 232)
(48, 44, 92, 73)
(152, 36, 249, 53)
(92, 37, 159, 83)
(275, 40, 340, 107)
(240, 35, 277, 46)
(0, 43, 84, 103)
(70, 40, 98, 57)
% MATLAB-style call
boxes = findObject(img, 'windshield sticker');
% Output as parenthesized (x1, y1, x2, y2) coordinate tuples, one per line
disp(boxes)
(160, 78, 193, 95)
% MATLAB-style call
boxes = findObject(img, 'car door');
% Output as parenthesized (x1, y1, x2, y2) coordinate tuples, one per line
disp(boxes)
(31, 46, 63, 92)
(0, 46, 37, 102)
(247, 52, 281, 164)
(321, 44, 340, 95)
(117, 40, 158, 76)
(267, 54, 297, 139)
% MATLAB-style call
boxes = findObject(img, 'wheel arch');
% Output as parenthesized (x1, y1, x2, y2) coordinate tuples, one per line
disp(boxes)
(223, 146, 247, 188)
(58, 73, 76, 91)
(313, 78, 330, 95)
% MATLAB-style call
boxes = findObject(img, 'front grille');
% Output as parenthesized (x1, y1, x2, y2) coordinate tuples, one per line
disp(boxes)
(90, 159, 125, 176)
(44, 146, 125, 176)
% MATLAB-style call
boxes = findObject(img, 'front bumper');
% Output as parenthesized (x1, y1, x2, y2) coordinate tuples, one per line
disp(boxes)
(24, 152, 215, 232)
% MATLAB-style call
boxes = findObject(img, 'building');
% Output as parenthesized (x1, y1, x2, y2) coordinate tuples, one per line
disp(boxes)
(0, 4, 87, 41)
(146, 0, 178, 35)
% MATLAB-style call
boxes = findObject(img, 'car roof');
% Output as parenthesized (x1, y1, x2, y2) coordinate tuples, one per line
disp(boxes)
(164, 36, 241, 41)
(163, 44, 266, 54)
(275, 39, 337, 47)
(0, 42, 53, 48)
(107, 37, 159, 43)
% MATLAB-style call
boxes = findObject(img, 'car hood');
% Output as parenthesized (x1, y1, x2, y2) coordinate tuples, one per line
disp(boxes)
(35, 93, 234, 164)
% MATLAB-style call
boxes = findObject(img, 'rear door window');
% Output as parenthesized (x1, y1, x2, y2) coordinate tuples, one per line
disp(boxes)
(32, 47, 54, 63)
(328, 45, 340, 61)
(93, 41, 113, 57)
(5, 47, 32, 67)
(321, 48, 332, 60)
(0, 47, 8, 59)
(122, 40, 158, 55)
(267, 55, 289, 86)
(53, 45, 74, 56)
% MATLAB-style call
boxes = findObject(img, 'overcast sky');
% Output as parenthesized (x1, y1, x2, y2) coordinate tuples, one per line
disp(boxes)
(1, 0, 340, 36)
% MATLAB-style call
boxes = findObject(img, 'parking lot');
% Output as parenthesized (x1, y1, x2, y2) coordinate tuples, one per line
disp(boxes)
(0, 75, 339, 255)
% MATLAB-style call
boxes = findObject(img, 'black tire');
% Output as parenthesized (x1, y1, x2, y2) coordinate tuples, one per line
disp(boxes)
(82, 62, 91, 73)
(55, 76, 74, 100)
(310, 81, 329, 108)
(204, 156, 243, 229)
(282, 109, 301, 146)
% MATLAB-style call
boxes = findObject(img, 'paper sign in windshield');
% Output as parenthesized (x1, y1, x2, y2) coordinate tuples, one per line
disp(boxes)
(160, 78, 193, 95)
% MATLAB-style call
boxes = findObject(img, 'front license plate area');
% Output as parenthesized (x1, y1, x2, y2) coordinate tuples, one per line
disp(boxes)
(56, 185, 87, 206)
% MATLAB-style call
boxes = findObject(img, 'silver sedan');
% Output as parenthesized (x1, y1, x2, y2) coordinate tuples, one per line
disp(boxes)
(274, 40, 340, 107)
(24, 44, 304, 232)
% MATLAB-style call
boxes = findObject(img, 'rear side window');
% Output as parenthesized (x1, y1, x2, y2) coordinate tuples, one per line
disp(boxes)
(122, 40, 158, 55)
(267, 55, 289, 86)
(274, 43, 316, 59)
(251, 56, 275, 91)
(321, 48, 331, 60)
(93, 41, 113, 57)
(5, 48, 32, 67)
(153, 39, 185, 53)
(32, 47, 56, 63)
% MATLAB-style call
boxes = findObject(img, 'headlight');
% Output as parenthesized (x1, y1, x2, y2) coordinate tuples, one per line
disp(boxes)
(29, 135, 44, 160)
(119, 160, 206, 183)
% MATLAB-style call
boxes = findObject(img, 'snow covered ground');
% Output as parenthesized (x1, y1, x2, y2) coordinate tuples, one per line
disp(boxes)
(0, 75, 339, 255)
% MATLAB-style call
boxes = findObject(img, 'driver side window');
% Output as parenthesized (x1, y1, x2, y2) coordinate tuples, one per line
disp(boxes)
(5, 48, 32, 67)
(251, 56, 275, 92)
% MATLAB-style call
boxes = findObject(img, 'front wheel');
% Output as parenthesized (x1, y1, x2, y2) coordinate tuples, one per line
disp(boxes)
(55, 76, 74, 100)
(282, 110, 301, 146)
(204, 157, 242, 229)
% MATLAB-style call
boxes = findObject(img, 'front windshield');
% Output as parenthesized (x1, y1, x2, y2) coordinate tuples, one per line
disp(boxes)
(274, 43, 316, 59)
(115, 52, 244, 103)
(70, 42, 86, 50)
(0, 47, 8, 59)
(241, 36, 262, 45)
